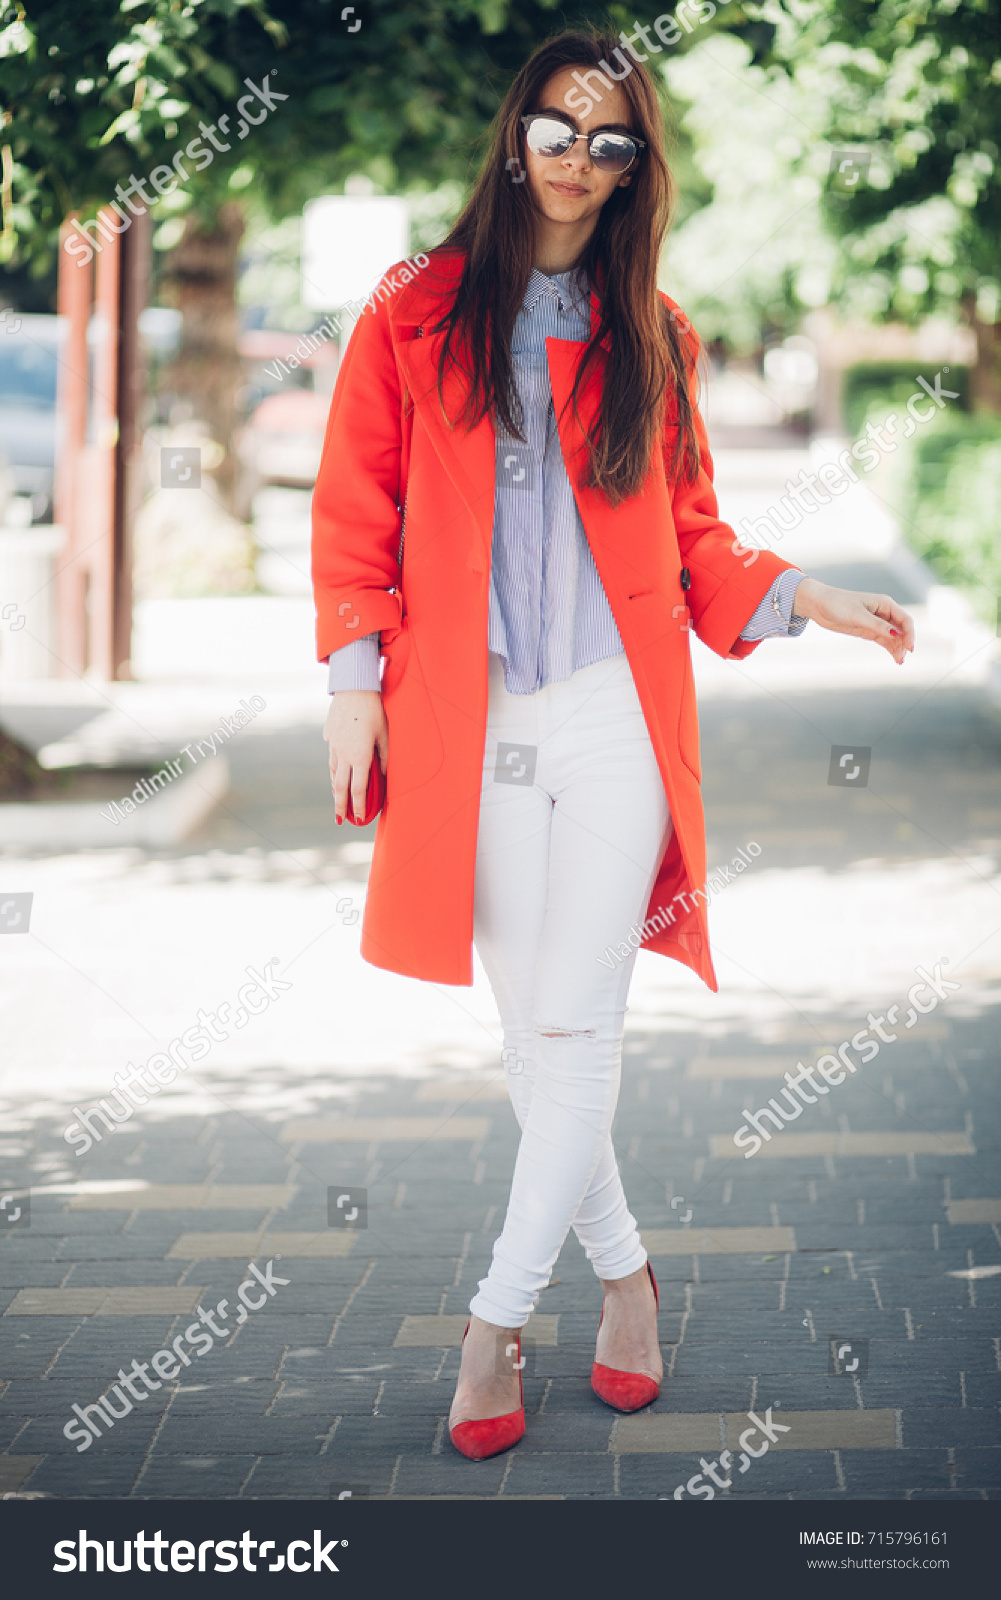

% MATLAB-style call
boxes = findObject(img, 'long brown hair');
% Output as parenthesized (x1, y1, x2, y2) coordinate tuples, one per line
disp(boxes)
(427, 28, 699, 505)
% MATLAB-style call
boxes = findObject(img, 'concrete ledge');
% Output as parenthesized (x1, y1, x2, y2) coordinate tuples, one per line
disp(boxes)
(0, 756, 228, 848)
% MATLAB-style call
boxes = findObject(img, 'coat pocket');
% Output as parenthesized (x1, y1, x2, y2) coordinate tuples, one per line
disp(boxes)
(380, 619, 446, 800)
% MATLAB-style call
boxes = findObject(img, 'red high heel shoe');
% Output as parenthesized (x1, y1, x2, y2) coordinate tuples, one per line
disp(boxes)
(591, 1262, 661, 1412)
(449, 1324, 526, 1461)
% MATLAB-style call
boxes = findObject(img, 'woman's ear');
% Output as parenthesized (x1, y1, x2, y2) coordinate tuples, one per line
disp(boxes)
(617, 174, 633, 189)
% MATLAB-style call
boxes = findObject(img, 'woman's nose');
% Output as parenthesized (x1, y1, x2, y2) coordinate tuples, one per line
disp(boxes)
(561, 139, 591, 172)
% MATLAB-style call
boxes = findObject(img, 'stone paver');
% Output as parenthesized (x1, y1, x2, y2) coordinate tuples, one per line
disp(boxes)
(642, 1227, 796, 1254)
(613, 1409, 898, 1452)
(6, 1288, 204, 1316)
(68, 1185, 298, 1210)
(164, 1231, 357, 1259)
(947, 1201, 1001, 1224)
(2, 535, 1000, 1500)
(280, 1117, 491, 1143)
(707, 1132, 974, 1158)
(394, 1313, 559, 1347)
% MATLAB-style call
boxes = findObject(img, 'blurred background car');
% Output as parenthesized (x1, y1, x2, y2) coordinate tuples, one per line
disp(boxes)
(0, 312, 68, 524)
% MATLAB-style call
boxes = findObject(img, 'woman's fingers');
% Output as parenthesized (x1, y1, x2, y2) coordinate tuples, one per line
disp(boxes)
(323, 691, 386, 823)
(859, 595, 913, 664)
(349, 751, 372, 821)
(330, 746, 377, 823)
(330, 750, 350, 826)
(868, 595, 915, 653)
(816, 589, 914, 665)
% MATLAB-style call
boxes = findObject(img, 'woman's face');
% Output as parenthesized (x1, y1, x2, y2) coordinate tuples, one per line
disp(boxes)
(521, 66, 638, 231)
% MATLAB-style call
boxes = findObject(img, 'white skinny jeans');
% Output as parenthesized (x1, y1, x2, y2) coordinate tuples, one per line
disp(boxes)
(468, 650, 673, 1328)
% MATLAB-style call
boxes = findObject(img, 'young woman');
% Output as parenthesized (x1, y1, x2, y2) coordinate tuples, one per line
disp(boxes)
(312, 29, 914, 1462)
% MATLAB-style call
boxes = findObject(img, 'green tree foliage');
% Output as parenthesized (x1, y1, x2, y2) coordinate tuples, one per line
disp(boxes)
(0, 0, 722, 270)
(806, 0, 999, 327)
(710, 2, 1000, 393)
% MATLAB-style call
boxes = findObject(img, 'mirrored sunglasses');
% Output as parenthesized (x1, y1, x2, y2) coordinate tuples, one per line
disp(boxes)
(520, 113, 645, 174)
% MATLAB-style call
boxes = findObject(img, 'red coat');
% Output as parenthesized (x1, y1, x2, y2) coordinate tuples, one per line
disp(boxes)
(312, 252, 794, 990)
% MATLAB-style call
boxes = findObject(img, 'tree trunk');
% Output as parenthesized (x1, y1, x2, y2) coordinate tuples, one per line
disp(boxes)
(158, 202, 246, 511)
(965, 295, 1001, 414)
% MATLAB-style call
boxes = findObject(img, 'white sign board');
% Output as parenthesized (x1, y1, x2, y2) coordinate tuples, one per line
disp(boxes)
(301, 196, 410, 311)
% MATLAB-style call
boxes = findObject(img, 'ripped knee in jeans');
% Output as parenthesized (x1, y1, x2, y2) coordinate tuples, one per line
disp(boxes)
(535, 1024, 597, 1039)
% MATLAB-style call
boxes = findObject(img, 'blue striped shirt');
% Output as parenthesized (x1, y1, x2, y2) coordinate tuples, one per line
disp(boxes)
(327, 267, 805, 693)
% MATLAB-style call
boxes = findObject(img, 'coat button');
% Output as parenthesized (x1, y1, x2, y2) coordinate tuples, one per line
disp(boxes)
(680, 567, 691, 590)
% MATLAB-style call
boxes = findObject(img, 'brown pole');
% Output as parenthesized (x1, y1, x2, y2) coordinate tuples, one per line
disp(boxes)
(53, 206, 128, 681)
(113, 208, 151, 679)
(54, 214, 93, 678)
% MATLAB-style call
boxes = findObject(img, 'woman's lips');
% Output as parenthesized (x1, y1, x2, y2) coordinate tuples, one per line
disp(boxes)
(549, 181, 588, 197)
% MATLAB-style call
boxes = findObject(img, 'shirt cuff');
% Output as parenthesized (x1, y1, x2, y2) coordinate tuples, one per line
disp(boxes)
(326, 633, 382, 693)
(738, 569, 808, 641)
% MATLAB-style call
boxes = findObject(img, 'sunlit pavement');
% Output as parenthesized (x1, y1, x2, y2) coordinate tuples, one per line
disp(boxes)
(1, 449, 999, 1499)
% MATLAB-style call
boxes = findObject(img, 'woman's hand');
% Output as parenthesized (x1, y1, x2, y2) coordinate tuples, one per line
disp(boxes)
(323, 690, 388, 825)
(792, 578, 915, 666)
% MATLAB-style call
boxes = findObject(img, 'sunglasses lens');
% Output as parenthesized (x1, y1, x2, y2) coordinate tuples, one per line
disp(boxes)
(525, 117, 575, 157)
(589, 133, 637, 172)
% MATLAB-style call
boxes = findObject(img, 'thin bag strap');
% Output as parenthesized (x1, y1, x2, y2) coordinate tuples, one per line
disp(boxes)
(397, 324, 422, 577)
(398, 389, 410, 575)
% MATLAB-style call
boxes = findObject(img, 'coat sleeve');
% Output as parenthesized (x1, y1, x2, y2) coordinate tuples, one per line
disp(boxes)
(666, 312, 798, 661)
(312, 294, 405, 661)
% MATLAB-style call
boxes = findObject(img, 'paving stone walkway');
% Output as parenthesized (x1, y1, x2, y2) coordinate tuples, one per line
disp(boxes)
(1, 996, 999, 1501)
(2, 554, 1000, 1501)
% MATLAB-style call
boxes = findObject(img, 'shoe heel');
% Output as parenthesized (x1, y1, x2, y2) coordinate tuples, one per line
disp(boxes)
(591, 1261, 661, 1414)
(449, 1328, 526, 1461)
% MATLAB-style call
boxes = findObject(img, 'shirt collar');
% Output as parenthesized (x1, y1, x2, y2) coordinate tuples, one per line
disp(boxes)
(522, 265, 591, 320)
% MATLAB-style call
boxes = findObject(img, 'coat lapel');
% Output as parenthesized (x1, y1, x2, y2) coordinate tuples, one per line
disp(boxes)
(396, 318, 496, 574)
(392, 267, 660, 586)
(545, 315, 669, 606)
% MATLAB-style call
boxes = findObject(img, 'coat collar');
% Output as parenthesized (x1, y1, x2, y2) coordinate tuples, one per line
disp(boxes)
(391, 251, 607, 568)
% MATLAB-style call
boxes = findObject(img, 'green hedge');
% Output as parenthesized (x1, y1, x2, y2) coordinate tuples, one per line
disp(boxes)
(842, 362, 998, 618)
(897, 416, 1001, 618)
(841, 362, 971, 440)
